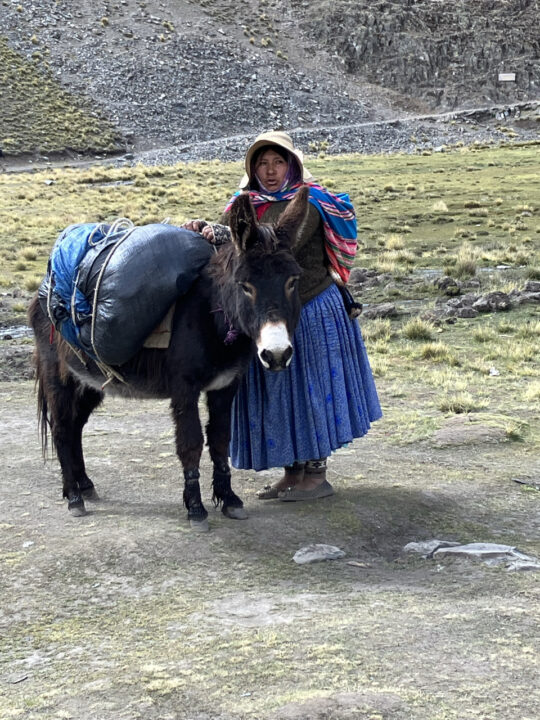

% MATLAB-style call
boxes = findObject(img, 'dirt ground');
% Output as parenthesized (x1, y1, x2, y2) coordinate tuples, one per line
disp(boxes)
(1, 378, 539, 720)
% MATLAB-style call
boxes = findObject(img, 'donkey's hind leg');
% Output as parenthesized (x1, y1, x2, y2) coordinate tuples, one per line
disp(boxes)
(49, 378, 103, 516)
(71, 385, 104, 501)
(206, 387, 247, 520)
(30, 296, 103, 516)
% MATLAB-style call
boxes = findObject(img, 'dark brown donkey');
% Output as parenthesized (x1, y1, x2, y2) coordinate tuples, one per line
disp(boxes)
(29, 188, 308, 531)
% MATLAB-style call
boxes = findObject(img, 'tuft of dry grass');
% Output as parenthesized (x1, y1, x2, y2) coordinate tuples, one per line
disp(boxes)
(383, 233, 405, 250)
(432, 200, 448, 212)
(439, 392, 486, 413)
(419, 342, 459, 365)
(447, 242, 480, 279)
(362, 318, 393, 343)
(402, 318, 434, 341)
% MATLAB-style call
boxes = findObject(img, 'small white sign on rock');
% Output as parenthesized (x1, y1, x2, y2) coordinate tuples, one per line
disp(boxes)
(293, 544, 346, 564)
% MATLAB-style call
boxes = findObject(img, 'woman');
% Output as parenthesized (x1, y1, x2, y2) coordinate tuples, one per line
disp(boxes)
(187, 130, 381, 501)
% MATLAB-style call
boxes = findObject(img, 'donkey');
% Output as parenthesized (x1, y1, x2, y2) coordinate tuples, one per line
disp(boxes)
(29, 187, 308, 531)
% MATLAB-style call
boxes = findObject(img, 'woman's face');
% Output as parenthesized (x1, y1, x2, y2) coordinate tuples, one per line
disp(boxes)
(255, 149, 289, 192)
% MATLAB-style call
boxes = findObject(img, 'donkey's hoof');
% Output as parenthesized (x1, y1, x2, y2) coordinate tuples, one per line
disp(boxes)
(81, 487, 99, 501)
(223, 505, 248, 520)
(190, 517, 210, 533)
(68, 499, 87, 517)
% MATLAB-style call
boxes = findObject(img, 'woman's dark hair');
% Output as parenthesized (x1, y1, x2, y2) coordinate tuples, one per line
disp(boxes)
(249, 144, 302, 191)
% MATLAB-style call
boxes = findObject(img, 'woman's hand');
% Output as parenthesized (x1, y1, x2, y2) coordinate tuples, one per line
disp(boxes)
(200, 225, 215, 242)
(182, 219, 207, 233)
(181, 219, 216, 243)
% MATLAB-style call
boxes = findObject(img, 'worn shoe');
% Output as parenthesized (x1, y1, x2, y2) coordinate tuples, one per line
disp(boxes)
(257, 462, 306, 500)
(256, 484, 281, 500)
(278, 480, 335, 502)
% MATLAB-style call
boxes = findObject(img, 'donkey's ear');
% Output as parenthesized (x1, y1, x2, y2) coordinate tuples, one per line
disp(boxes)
(229, 192, 259, 253)
(274, 185, 309, 247)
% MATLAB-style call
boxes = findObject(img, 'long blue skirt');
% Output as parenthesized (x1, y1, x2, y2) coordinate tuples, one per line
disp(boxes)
(230, 283, 382, 470)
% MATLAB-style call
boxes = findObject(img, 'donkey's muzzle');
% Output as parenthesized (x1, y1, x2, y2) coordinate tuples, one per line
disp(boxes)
(257, 321, 294, 372)
(259, 345, 293, 372)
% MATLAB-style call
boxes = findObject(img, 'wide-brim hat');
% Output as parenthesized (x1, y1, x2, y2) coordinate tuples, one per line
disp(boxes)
(239, 130, 313, 188)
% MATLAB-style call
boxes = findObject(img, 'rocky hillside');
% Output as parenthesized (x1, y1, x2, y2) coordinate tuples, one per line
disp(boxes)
(0, 0, 538, 161)
(299, 0, 540, 110)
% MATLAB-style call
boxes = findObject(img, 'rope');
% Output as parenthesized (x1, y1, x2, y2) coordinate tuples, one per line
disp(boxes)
(88, 221, 138, 380)
(88, 218, 134, 246)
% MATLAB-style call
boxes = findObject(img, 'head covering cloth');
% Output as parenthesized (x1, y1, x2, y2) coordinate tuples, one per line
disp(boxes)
(228, 131, 357, 283)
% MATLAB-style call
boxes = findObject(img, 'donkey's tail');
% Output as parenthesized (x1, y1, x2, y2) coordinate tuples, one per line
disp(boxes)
(28, 294, 51, 458)
(36, 369, 50, 458)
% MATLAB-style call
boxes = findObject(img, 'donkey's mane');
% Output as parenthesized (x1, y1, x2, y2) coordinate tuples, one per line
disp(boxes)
(207, 225, 284, 286)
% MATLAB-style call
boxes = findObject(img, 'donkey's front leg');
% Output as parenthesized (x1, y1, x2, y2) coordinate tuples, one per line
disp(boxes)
(170, 392, 209, 532)
(206, 387, 247, 520)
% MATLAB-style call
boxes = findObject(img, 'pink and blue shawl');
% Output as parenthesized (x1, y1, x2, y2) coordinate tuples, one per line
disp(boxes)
(224, 182, 357, 283)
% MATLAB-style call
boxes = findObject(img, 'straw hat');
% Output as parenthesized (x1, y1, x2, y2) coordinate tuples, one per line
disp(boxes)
(239, 130, 313, 188)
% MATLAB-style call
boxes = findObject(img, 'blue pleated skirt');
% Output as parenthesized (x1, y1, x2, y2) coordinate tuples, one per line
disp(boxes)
(230, 283, 382, 470)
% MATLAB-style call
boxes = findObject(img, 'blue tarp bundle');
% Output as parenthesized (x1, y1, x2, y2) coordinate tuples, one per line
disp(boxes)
(39, 221, 213, 366)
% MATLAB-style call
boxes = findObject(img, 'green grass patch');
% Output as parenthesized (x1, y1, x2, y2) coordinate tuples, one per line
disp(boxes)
(0, 37, 123, 156)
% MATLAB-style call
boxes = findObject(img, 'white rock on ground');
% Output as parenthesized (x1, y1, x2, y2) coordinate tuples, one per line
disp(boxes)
(405, 540, 540, 571)
(293, 544, 346, 564)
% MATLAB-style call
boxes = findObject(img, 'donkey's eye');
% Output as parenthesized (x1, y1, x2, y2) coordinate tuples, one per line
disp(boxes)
(286, 276, 300, 294)
(238, 281, 255, 298)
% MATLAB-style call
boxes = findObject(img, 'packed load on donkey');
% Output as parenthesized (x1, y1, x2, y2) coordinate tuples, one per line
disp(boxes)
(38, 219, 213, 367)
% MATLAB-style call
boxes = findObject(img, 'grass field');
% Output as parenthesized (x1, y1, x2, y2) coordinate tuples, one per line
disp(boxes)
(1, 143, 539, 454)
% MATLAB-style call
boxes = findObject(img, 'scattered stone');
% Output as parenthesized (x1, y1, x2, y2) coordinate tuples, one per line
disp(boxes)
(293, 544, 346, 564)
(455, 306, 479, 318)
(458, 292, 479, 306)
(433, 543, 540, 571)
(472, 291, 511, 313)
(506, 558, 540, 572)
(362, 302, 397, 319)
(348, 267, 378, 285)
(404, 539, 461, 557)
(516, 291, 540, 305)
(405, 540, 540, 571)
(434, 275, 460, 295)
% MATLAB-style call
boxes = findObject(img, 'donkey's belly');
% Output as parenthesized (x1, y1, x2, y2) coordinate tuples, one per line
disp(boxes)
(67, 356, 171, 399)
(203, 364, 244, 392)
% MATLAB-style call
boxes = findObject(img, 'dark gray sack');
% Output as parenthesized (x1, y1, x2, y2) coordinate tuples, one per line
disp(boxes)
(76, 224, 213, 366)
